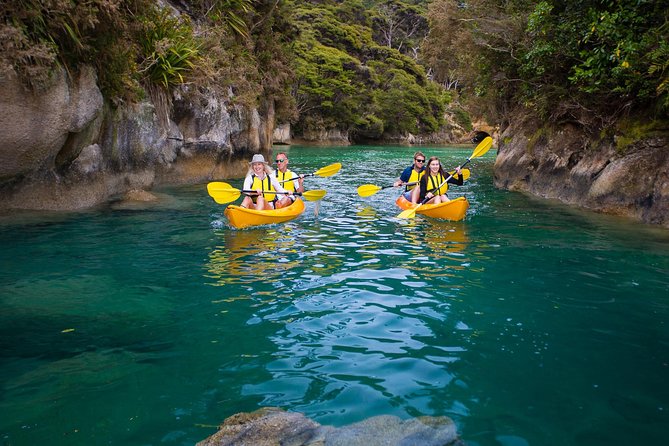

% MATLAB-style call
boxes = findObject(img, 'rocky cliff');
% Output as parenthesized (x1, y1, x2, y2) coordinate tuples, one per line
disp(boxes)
(494, 117, 669, 228)
(0, 65, 274, 211)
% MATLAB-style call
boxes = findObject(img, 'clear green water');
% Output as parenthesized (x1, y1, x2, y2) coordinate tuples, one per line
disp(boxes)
(1, 145, 668, 446)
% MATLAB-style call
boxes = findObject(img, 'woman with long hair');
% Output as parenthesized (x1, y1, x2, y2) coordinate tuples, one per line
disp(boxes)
(410, 156, 463, 204)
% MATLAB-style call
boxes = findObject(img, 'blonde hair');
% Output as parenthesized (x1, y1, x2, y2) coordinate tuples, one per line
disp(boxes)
(246, 163, 273, 177)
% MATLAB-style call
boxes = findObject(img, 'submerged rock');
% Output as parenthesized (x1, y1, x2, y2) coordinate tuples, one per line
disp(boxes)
(197, 407, 463, 446)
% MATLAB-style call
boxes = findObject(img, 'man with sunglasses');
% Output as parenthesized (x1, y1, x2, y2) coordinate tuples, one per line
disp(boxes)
(393, 151, 426, 202)
(273, 152, 304, 209)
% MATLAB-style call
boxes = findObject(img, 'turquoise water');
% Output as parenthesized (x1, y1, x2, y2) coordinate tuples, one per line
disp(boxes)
(1, 145, 668, 446)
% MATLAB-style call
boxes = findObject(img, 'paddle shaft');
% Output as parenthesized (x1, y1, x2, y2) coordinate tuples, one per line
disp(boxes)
(277, 162, 341, 184)
(241, 189, 304, 196)
(389, 181, 418, 191)
(278, 174, 308, 184)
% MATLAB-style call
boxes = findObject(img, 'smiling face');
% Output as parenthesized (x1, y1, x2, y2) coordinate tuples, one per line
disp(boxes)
(252, 162, 265, 176)
(428, 159, 441, 174)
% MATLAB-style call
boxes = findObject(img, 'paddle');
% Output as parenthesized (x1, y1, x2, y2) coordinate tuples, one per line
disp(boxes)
(357, 182, 418, 198)
(397, 137, 493, 219)
(357, 169, 471, 197)
(277, 162, 342, 184)
(207, 182, 326, 205)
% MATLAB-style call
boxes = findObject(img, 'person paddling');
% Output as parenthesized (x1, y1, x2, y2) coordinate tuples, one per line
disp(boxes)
(273, 152, 304, 209)
(240, 154, 287, 210)
(411, 156, 463, 205)
(393, 151, 426, 202)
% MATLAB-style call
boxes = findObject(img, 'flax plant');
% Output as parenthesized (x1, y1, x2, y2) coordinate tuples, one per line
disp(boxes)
(137, 8, 200, 89)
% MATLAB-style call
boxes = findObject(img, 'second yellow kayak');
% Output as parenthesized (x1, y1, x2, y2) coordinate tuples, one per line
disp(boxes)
(224, 198, 305, 229)
(395, 195, 469, 221)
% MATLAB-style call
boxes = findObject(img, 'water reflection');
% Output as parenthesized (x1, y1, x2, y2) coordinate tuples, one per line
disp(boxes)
(205, 228, 300, 286)
(224, 218, 475, 423)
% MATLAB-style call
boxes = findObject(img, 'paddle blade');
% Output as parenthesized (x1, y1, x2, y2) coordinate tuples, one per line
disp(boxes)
(314, 162, 342, 177)
(449, 168, 471, 181)
(397, 207, 418, 219)
(207, 181, 240, 204)
(302, 189, 327, 201)
(209, 189, 241, 204)
(471, 136, 493, 159)
(357, 184, 382, 197)
(207, 181, 234, 194)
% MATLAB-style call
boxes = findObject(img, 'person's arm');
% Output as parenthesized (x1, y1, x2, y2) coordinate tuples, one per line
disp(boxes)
(447, 167, 464, 186)
(418, 176, 429, 202)
(394, 166, 411, 187)
(242, 175, 255, 193)
(448, 174, 464, 185)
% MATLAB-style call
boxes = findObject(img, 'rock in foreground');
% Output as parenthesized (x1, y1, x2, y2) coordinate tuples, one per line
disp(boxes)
(197, 407, 463, 446)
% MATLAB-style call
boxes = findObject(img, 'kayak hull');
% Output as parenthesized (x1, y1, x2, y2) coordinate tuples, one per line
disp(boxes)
(395, 195, 469, 221)
(224, 198, 305, 229)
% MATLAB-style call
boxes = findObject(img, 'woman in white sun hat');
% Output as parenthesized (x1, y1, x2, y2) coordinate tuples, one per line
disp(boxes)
(241, 154, 288, 210)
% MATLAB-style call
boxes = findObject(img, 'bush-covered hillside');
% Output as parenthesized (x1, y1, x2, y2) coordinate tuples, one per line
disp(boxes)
(289, 0, 449, 140)
(3, 0, 665, 143)
(1, 0, 296, 116)
(422, 0, 669, 132)
(1, 0, 455, 142)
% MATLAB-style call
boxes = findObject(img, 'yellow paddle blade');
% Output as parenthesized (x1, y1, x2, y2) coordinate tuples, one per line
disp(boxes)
(397, 207, 418, 219)
(207, 181, 234, 194)
(207, 181, 241, 204)
(302, 189, 327, 201)
(209, 189, 241, 204)
(448, 168, 471, 181)
(314, 162, 342, 177)
(471, 136, 493, 159)
(357, 184, 382, 197)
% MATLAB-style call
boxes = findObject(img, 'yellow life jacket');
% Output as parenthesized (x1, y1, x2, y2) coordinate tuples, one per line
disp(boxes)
(275, 169, 296, 193)
(250, 174, 276, 202)
(406, 169, 425, 191)
(426, 173, 447, 195)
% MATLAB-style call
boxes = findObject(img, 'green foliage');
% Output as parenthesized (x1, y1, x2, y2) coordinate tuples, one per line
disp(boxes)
(353, 114, 385, 139)
(3, 0, 297, 114)
(290, 0, 447, 139)
(449, 105, 472, 132)
(426, 0, 669, 124)
(614, 118, 669, 152)
(203, 0, 254, 38)
(137, 9, 199, 89)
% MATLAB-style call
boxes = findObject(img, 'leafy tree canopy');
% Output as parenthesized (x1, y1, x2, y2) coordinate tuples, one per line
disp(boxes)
(290, 0, 446, 139)
(424, 0, 668, 128)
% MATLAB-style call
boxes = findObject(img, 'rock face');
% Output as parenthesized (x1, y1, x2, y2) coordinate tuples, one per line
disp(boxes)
(197, 407, 462, 446)
(0, 66, 275, 211)
(494, 119, 669, 227)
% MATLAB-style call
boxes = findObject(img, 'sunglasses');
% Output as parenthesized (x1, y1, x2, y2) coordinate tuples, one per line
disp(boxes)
(415, 158, 425, 163)
(275, 159, 287, 163)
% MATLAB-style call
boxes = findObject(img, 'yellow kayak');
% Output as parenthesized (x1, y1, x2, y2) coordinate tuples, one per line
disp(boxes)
(395, 195, 469, 221)
(224, 199, 305, 229)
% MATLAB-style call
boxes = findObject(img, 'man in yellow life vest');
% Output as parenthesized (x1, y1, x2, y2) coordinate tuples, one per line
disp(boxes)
(273, 152, 304, 209)
(393, 151, 426, 202)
